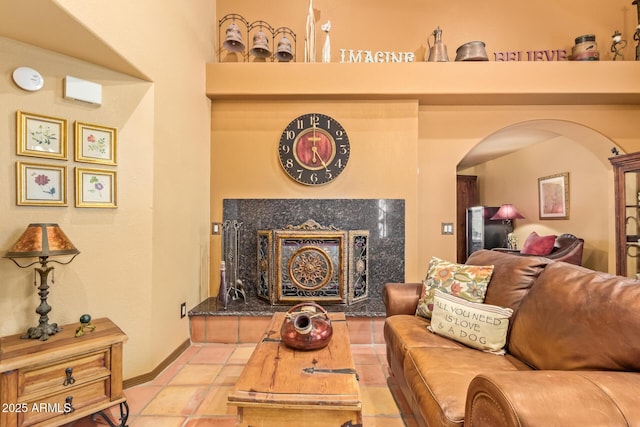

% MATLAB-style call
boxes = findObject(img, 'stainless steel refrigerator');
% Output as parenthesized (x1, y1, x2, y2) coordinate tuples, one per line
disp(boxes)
(466, 206, 507, 258)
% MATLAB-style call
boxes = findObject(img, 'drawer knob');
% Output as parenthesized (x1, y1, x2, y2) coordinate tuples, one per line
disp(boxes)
(64, 396, 75, 414)
(63, 367, 76, 386)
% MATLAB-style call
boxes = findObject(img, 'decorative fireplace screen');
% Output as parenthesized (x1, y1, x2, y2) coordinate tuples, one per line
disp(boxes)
(257, 219, 369, 305)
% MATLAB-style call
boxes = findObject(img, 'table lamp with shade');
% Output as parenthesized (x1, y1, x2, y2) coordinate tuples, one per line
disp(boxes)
(490, 204, 524, 248)
(4, 223, 80, 341)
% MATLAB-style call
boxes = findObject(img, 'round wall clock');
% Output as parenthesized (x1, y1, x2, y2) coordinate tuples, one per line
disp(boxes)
(278, 113, 350, 185)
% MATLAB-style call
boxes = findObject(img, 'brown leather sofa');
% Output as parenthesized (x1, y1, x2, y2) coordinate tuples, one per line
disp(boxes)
(382, 249, 640, 427)
(493, 233, 584, 265)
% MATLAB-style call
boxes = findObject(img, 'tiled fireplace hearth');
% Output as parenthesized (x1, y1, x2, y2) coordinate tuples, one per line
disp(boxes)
(189, 199, 405, 342)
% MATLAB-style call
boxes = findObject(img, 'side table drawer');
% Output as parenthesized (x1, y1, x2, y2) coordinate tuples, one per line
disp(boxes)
(18, 349, 110, 400)
(18, 378, 110, 427)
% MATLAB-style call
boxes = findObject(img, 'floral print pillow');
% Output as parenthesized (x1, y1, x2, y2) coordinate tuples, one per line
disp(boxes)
(415, 256, 494, 319)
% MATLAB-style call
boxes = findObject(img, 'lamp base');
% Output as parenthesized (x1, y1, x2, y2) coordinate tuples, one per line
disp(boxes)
(21, 322, 62, 341)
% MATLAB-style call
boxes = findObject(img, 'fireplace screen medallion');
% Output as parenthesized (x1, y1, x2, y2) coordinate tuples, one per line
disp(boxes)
(258, 219, 369, 305)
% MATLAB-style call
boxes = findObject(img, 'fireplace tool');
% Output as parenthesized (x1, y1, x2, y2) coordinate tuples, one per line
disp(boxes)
(222, 220, 246, 303)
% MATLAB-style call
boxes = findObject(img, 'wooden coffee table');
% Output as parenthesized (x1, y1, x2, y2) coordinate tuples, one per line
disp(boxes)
(227, 312, 362, 427)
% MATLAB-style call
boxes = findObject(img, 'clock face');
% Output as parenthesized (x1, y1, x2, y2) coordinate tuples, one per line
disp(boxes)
(279, 113, 350, 185)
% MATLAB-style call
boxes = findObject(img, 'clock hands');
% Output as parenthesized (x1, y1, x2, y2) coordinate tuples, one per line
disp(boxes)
(311, 146, 330, 171)
(307, 123, 329, 170)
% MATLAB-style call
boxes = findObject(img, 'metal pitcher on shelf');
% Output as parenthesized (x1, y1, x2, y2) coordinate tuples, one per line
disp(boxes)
(427, 26, 449, 62)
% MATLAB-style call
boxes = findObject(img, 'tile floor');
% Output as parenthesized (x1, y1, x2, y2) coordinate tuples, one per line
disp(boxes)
(65, 342, 417, 427)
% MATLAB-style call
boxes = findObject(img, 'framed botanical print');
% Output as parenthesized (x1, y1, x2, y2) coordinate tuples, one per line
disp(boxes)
(16, 161, 67, 206)
(538, 172, 569, 219)
(75, 121, 117, 165)
(75, 167, 117, 208)
(16, 111, 67, 159)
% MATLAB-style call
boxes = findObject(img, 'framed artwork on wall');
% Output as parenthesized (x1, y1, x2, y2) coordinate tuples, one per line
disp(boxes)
(538, 172, 569, 220)
(16, 111, 67, 159)
(75, 167, 117, 208)
(16, 161, 67, 206)
(74, 121, 117, 165)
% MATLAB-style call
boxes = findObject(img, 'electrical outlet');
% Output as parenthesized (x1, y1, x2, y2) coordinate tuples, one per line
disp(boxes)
(180, 302, 187, 319)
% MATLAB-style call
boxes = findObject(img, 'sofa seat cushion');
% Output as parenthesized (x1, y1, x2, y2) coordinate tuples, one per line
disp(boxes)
(404, 347, 531, 427)
(509, 261, 640, 371)
(384, 314, 464, 390)
(385, 315, 464, 353)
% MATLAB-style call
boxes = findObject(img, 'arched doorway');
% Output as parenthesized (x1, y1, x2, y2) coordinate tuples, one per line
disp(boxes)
(457, 119, 621, 273)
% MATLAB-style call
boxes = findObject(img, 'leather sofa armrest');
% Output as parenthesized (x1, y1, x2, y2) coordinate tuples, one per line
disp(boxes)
(466, 371, 640, 427)
(382, 282, 422, 316)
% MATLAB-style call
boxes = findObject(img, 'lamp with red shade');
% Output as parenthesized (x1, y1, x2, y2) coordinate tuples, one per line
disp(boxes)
(490, 204, 525, 248)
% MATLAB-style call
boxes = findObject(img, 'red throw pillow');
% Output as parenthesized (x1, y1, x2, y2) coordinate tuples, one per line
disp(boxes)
(521, 231, 556, 255)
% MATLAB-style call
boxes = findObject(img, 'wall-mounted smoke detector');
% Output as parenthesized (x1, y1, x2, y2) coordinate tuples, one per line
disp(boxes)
(12, 67, 44, 92)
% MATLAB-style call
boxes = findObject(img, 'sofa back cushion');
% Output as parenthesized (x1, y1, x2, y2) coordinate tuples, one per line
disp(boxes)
(465, 250, 550, 312)
(509, 261, 640, 371)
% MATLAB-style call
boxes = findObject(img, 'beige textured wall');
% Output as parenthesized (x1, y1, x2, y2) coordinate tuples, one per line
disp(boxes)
(210, 100, 420, 285)
(0, 0, 214, 379)
(471, 136, 611, 272)
(211, 100, 640, 292)
(0, 38, 155, 377)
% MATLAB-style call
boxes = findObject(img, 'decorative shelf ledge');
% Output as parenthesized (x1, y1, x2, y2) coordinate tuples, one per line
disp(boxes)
(206, 61, 640, 105)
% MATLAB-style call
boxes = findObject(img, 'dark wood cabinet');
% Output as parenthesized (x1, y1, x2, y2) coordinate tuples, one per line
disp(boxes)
(457, 175, 478, 263)
(610, 152, 640, 277)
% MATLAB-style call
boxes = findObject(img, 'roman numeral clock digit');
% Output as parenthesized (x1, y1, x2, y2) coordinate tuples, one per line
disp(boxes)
(278, 113, 350, 186)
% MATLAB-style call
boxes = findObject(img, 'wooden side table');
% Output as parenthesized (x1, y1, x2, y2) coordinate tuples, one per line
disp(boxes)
(0, 318, 128, 427)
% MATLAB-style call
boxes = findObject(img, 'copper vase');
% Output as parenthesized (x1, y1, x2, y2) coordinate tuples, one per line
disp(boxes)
(280, 302, 333, 351)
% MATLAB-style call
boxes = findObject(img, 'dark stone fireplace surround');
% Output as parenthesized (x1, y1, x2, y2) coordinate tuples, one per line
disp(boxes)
(190, 199, 405, 318)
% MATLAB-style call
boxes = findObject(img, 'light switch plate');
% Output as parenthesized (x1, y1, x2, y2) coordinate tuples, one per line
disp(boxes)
(212, 222, 222, 235)
(441, 223, 454, 235)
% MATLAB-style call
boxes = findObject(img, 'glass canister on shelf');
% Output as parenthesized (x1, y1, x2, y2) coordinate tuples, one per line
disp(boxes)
(571, 34, 599, 60)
